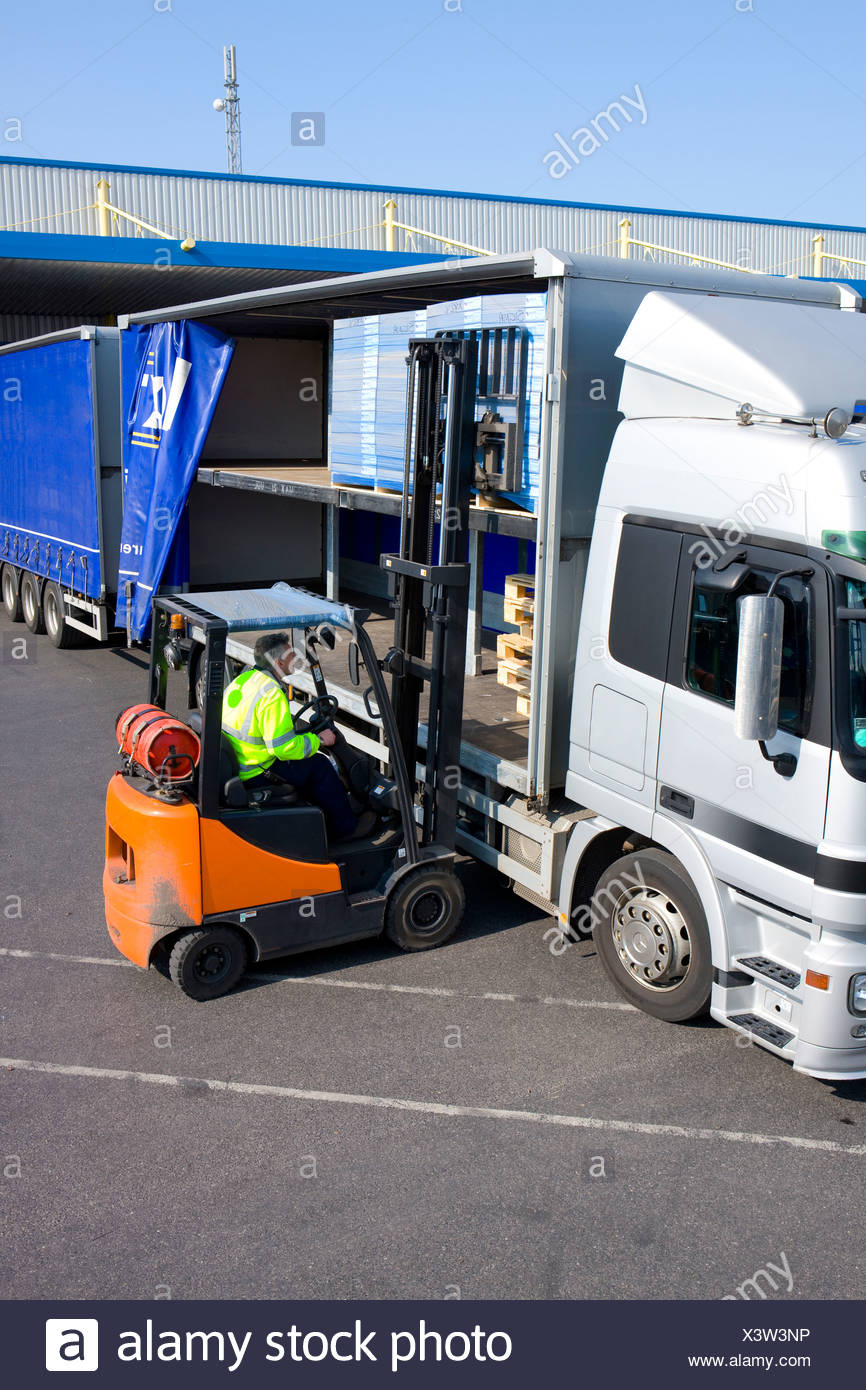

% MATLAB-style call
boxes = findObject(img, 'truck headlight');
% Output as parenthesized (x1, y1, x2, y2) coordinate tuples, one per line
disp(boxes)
(849, 974, 866, 1015)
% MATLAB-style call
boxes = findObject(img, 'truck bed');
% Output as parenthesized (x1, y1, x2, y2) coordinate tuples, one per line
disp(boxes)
(196, 462, 537, 538)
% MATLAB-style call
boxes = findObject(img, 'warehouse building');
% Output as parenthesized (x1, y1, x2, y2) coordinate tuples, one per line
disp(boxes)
(3, 154, 866, 341)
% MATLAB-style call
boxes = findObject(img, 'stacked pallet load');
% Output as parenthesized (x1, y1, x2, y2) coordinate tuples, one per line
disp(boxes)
(329, 292, 548, 510)
(329, 309, 427, 490)
(497, 573, 535, 718)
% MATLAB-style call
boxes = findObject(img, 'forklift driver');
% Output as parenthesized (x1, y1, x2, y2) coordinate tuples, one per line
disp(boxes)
(222, 632, 375, 842)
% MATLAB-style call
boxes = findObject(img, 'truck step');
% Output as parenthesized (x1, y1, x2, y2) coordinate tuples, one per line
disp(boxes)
(736, 955, 801, 990)
(728, 1012, 795, 1050)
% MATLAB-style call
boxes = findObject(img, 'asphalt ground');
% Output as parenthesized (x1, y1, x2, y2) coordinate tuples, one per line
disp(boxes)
(1, 612, 865, 1302)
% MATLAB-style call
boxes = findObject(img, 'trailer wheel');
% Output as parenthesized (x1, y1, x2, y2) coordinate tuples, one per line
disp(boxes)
(168, 926, 247, 1001)
(43, 582, 78, 648)
(592, 848, 712, 1022)
(385, 866, 465, 951)
(20, 572, 45, 634)
(1, 565, 22, 622)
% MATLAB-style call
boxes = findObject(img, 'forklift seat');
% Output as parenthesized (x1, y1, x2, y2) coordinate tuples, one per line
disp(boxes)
(187, 712, 300, 809)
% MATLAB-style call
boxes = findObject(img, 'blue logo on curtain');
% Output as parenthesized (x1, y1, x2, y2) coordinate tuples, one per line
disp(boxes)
(116, 319, 234, 639)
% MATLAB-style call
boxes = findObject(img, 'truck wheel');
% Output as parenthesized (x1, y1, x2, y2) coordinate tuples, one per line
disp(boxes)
(2, 565, 23, 622)
(43, 582, 78, 648)
(385, 866, 465, 951)
(592, 848, 712, 1022)
(168, 926, 247, 1001)
(20, 572, 45, 634)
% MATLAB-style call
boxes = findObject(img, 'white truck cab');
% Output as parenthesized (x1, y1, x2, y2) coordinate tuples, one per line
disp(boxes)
(569, 290, 866, 1078)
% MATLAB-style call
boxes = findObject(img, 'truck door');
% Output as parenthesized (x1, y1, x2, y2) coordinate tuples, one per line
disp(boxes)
(655, 538, 832, 920)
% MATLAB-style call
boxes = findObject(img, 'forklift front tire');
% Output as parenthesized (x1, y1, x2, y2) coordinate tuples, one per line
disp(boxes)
(168, 925, 248, 1001)
(385, 867, 465, 952)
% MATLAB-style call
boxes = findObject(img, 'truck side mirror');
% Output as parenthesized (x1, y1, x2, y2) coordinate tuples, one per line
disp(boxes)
(734, 594, 784, 741)
(348, 641, 362, 687)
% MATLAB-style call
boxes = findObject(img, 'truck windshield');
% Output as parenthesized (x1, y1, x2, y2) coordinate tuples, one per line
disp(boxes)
(839, 576, 866, 750)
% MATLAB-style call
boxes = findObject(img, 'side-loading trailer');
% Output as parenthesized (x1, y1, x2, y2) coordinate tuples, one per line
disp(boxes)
(112, 252, 866, 1078)
(0, 326, 123, 646)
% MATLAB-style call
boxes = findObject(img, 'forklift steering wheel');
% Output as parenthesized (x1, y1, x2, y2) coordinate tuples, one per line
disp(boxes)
(292, 694, 339, 734)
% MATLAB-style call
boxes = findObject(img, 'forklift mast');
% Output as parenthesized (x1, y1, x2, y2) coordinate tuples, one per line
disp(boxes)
(381, 335, 479, 852)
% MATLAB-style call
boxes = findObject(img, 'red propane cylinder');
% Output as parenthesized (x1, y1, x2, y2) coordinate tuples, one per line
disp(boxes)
(115, 704, 200, 782)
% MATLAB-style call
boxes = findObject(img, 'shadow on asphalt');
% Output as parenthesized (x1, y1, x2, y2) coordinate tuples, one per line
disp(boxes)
(237, 857, 533, 993)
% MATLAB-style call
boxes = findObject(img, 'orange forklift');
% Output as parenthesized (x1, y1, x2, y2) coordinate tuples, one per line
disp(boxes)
(103, 335, 480, 998)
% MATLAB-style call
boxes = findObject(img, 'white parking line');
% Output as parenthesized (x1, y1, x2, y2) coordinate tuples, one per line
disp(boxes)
(0, 946, 634, 1012)
(2, 1056, 865, 1157)
(0, 948, 134, 968)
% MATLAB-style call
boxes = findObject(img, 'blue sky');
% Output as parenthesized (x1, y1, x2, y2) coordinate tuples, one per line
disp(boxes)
(2, 0, 865, 225)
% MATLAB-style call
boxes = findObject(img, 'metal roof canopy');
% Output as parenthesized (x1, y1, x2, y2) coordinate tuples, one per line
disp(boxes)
(177, 582, 358, 633)
(0, 230, 450, 322)
(120, 248, 855, 339)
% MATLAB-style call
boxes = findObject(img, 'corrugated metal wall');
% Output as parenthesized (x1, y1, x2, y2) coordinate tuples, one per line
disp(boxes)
(0, 313, 85, 343)
(3, 157, 866, 279)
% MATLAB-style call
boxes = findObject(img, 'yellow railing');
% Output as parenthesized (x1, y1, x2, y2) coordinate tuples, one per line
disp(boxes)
(382, 200, 493, 256)
(6, 188, 866, 282)
(617, 218, 764, 275)
(810, 234, 866, 276)
(96, 181, 195, 250)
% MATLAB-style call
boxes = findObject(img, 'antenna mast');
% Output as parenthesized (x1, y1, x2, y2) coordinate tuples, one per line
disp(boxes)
(221, 44, 242, 175)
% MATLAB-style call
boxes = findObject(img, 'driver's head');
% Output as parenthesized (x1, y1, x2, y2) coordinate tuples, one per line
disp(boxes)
(254, 631, 296, 679)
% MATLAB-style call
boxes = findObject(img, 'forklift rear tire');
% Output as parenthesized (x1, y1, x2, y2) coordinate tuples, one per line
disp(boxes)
(1, 565, 22, 622)
(168, 926, 247, 1001)
(385, 866, 465, 951)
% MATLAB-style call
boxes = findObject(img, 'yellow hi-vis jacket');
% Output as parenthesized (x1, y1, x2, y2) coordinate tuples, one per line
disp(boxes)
(222, 668, 320, 780)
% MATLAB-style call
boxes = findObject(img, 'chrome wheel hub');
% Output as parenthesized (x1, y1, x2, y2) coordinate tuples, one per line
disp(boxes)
(611, 885, 691, 991)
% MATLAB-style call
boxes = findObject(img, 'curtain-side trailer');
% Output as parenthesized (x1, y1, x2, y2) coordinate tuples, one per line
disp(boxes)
(0, 326, 122, 647)
(110, 250, 866, 1079)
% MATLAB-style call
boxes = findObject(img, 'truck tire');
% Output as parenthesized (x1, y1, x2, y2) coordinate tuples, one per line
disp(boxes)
(20, 572, 45, 634)
(168, 925, 247, 1001)
(1, 564, 22, 622)
(43, 581, 79, 648)
(592, 848, 712, 1022)
(385, 865, 465, 951)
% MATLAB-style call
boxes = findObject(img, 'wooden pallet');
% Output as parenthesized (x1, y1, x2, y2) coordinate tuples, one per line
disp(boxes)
(504, 573, 535, 601)
(500, 576, 535, 714)
(503, 596, 534, 626)
(496, 658, 532, 693)
(496, 632, 533, 663)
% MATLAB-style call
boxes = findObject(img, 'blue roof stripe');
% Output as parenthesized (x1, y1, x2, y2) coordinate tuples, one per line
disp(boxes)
(0, 229, 452, 270)
(2, 153, 866, 238)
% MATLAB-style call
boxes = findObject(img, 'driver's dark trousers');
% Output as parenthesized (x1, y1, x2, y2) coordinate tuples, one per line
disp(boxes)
(245, 753, 356, 841)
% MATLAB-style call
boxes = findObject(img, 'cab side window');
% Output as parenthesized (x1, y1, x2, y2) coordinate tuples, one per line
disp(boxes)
(685, 566, 812, 737)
